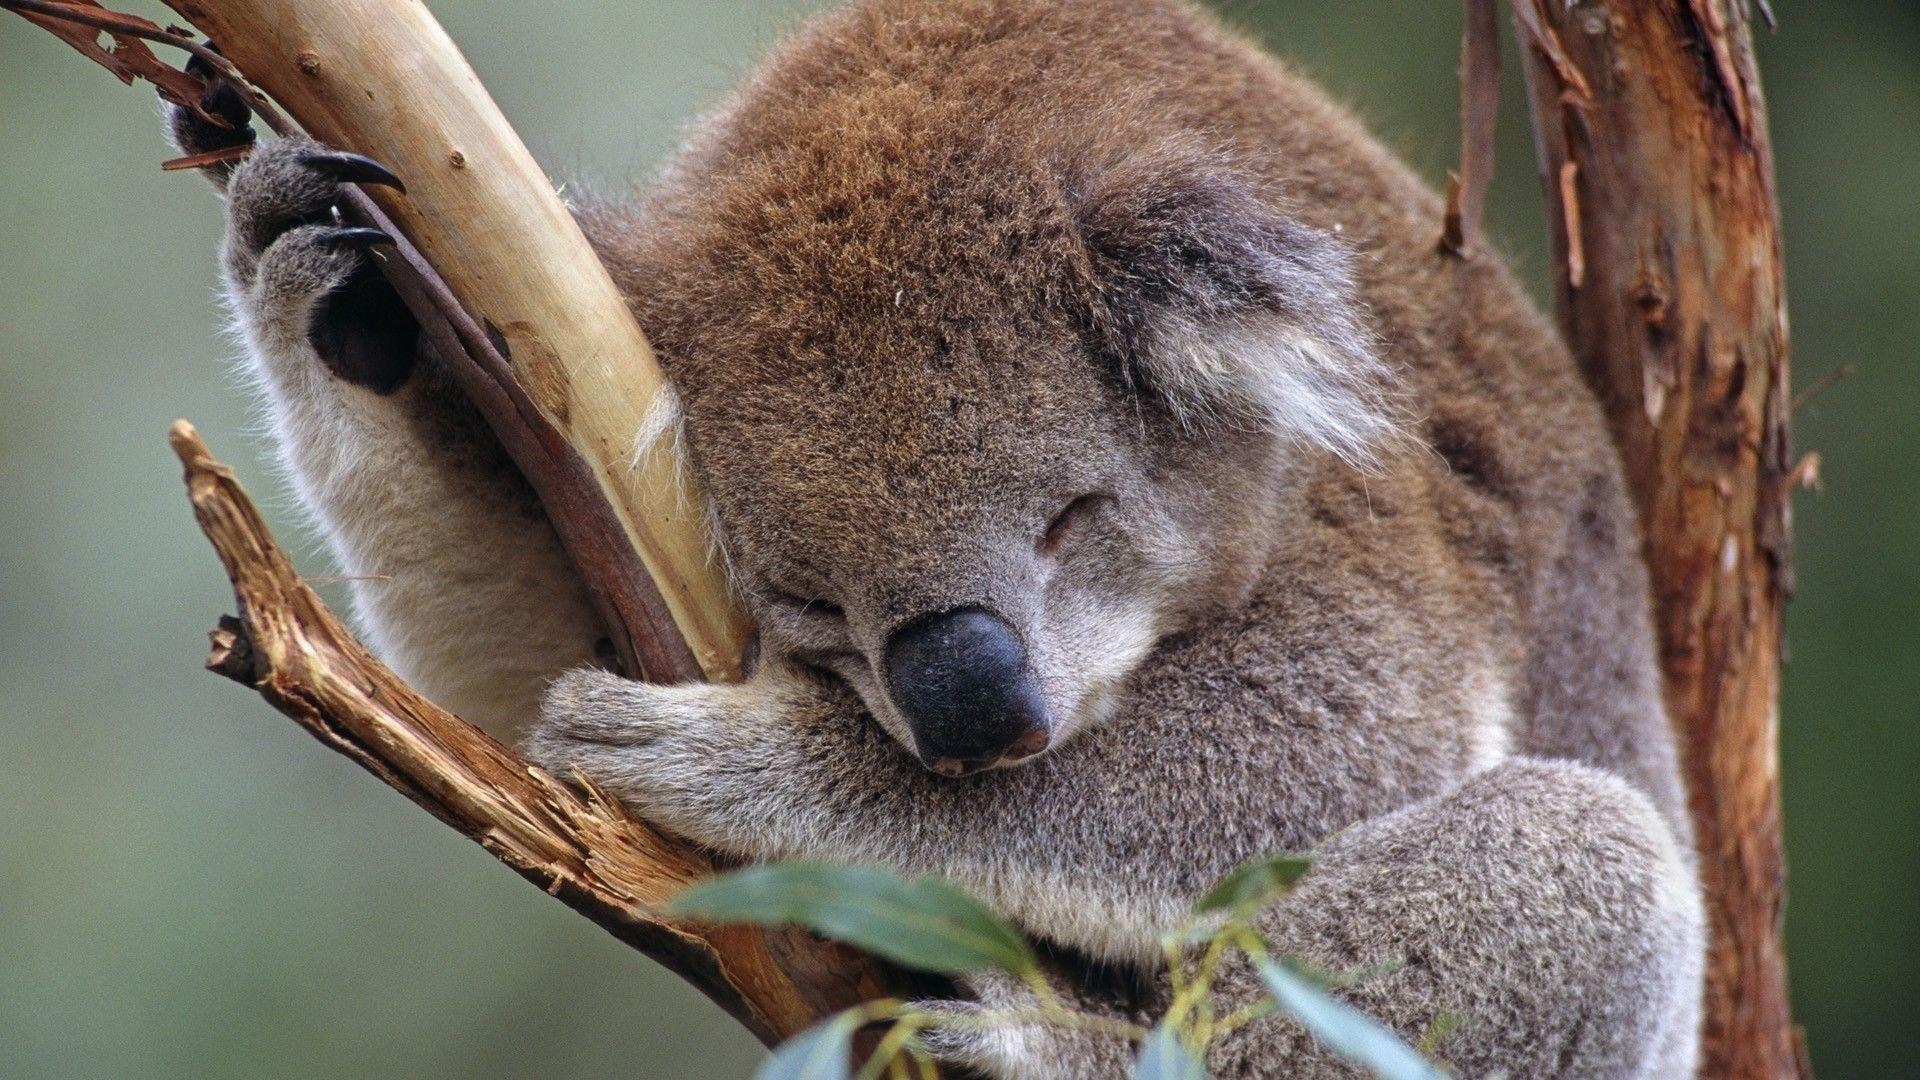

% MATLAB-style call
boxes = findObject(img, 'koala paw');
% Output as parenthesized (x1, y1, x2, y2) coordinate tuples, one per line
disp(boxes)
(525, 668, 758, 846)
(910, 993, 1045, 1078)
(224, 138, 418, 393)
(906, 957, 1144, 1076)
(909, 998, 1036, 1077)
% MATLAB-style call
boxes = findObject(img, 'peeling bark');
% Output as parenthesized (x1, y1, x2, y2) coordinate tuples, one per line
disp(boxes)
(1512, 3, 1801, 1075)
(9, 0, 1805, 1069)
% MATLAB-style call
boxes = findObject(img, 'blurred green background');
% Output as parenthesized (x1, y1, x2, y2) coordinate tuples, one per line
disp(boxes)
(1, 1, 1913, 1076)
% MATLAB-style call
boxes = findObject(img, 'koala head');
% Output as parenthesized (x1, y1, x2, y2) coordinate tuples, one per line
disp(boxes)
(596, 118, 1394, 776)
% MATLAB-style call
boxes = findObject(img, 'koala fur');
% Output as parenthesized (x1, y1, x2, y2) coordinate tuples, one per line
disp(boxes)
(173, 0, 1705, 1075)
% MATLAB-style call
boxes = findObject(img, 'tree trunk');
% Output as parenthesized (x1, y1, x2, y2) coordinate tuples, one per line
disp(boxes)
(1511, 2, 1802, 1075)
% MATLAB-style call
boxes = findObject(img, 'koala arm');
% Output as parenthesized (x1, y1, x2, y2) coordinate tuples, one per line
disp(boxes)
(527, 662, 1192, 963)
(529, 661, 1284, 965)
(173, 92, 605, 738)
(529, 594, 1506, 971)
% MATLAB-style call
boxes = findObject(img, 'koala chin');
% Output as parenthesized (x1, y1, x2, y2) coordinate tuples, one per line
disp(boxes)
(174, 0, 1705, 1075)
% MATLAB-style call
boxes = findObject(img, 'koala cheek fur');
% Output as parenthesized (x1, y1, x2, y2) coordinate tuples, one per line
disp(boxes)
(190, 0, 1704, 1075)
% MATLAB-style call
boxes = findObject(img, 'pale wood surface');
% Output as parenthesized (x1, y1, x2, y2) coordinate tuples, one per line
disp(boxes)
(125, 0, 1803, 1068)
(156, 0, 922, 1050)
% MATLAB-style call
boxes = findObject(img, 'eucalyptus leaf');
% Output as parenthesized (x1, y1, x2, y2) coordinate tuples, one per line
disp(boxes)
(1133, 1020, 1209, 1080)
(757, 1009, 864, 1080)
(1193, 854, 1313, 916)
(671, 863, 1038, 976)
(1254, 957, 1446, 1080)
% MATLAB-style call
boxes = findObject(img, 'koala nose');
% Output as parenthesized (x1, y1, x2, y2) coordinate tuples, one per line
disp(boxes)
(884, 607, 1051, 775)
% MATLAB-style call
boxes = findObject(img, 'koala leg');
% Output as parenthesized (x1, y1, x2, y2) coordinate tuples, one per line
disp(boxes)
(901, 759, 1702, 1080)
(527, 677, 1699, 1077)
(1201, 758, 1704, 1079)
(174, 98, 602, 738)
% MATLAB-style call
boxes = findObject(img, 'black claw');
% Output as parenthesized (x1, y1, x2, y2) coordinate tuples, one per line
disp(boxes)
(182, 40, 225, 81)
(297, 150, 407, 193)
(199, 79, 255, 132)
(179, 41, 253, 137)
(317, 227, 396, 250)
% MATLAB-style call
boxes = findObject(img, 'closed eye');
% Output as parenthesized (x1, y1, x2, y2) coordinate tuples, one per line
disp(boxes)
(765, 590, 846, 620)
(1038, 493, 1106, 557)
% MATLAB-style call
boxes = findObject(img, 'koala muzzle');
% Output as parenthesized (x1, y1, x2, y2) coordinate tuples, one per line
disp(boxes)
(884, 607, 1051, 776)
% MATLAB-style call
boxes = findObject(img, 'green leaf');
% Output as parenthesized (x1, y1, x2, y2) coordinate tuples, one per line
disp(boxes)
(756, 1009, 863, 1080)
(671, 862, 1038, 976)
(1253, 957, 1446, 1080)
(1133, 1020, 1209, 1080)
(1193, 854, 1313, 916)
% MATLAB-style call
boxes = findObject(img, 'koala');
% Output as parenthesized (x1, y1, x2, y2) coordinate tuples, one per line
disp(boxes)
(171, 0, 1705, 1075)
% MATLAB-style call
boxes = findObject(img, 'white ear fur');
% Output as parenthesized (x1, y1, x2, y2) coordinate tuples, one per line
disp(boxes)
(627, 379, 686, 472)
(1075, 151, 1402, 470)
(1138, 302, 1401, 472)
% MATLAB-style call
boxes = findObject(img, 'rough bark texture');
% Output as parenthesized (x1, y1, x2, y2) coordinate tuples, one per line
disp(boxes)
(9, 0, 1804, 1068)
(1512, 3, 1801, 1076)
(1438, 0, 1500, 256)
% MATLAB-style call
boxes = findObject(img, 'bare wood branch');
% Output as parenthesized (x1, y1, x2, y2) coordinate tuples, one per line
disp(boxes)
(171, 420, 898, 1044)
(64, 0, 920, 1049)
(2, 0, 291, 133)
(14, 0, 1810, 1066)
(1, 0, 715, 687)
(1511, 1, 1802, 1075)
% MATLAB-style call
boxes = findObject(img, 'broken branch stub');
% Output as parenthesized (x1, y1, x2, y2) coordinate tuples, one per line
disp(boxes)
(142, 0, 926, 1052)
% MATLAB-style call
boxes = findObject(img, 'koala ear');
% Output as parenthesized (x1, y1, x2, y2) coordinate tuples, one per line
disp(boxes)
(1073, 151, 1398, 468)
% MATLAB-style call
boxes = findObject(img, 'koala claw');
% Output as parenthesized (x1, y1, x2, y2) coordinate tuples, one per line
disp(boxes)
(169, 44, 256, 169)
(314, 226, 396, 251)
(219, 138, 422, 392)
(294, 149, 407, 193)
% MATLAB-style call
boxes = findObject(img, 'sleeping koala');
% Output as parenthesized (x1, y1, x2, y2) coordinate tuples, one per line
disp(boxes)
(171, 0, 1705, 1074)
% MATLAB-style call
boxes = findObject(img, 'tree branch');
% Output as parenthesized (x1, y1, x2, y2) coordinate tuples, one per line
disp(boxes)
(7, 0, 938, 1051)
(13, 0, 1808, 1068)
(1439, 0, 1499, 256)
(156, 0, 752, 684)
(171, 420, 899, 1045)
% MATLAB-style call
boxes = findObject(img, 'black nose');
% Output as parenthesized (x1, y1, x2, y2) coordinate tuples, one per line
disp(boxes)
(884, 607, 1050, 774)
